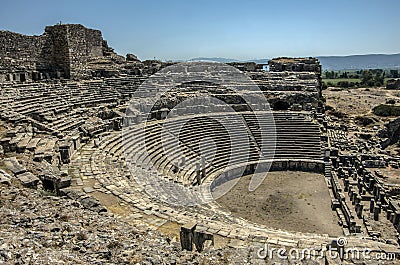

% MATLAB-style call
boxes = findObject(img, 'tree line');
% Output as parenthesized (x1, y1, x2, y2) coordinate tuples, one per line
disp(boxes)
(323, 69, 399, 88)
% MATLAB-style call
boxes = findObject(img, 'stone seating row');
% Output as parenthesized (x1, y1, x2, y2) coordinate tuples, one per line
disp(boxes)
(0, 81, 126, 133)
(108, 111, 322, 186)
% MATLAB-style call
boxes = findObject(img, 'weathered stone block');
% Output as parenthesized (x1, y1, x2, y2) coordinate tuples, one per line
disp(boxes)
(16, 172, 40, 188)
(2, 157, 26, 175)
(180, 222, 196, 251)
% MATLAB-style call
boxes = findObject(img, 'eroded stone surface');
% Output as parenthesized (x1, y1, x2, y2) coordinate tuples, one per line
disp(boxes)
(0, 24, 399, 264)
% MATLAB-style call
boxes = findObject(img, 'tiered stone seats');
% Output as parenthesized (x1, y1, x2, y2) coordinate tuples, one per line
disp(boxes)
(105, 77, 146, 102)
(119, 111, 322, 187)
(161, 114, 260, 181)
(0, 79, 139, 134)
(243, 111, 322, 160)
(70, 134, 395, 252)
(68, 116, 400, 252)
(122, 122, 201, 185)
(274, 112, 322, 160)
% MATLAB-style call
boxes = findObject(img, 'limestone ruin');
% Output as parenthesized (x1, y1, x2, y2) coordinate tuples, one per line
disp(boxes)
(1, 24, 400, 264)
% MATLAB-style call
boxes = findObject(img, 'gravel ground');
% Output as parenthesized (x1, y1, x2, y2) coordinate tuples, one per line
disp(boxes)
(0, 180, 237, 265)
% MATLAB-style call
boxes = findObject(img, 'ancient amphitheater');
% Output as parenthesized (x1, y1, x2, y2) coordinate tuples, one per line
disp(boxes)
(1, 24, 400, 264)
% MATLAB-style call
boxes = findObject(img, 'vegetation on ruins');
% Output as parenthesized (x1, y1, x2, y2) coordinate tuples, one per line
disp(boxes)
(372, 104, 400, 117)
(354, 116, 376, 126)
(325, 105, 348, 119)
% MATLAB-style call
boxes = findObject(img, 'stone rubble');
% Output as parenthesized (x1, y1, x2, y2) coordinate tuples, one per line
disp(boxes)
(0, 181, 234, 265)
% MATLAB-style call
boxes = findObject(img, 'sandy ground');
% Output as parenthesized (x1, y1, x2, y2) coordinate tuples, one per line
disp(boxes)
(324, 87, 400, 184)
(216, 171, 343, 236)
(373, 167, 400, 185)
(324, 87, 400, 117)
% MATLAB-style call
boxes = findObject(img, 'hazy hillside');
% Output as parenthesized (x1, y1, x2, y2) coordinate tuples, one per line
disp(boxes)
(317, 54, 400, 70)
(188, 54, 400, 70)
(188, 57, 240, 63)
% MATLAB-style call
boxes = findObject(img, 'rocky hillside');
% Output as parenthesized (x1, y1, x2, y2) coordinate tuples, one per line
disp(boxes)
(0, 180, 235, 264)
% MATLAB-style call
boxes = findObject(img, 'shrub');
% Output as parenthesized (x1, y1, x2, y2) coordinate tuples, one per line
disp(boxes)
(337, 81, 350, 88)
(355, 116, 375, 126)
(329, 109, 347, 118)
(373, 104, 400, 117)
(325, 105, 334, 111)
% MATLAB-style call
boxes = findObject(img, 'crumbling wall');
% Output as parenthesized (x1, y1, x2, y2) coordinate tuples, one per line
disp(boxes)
(0, 24, 117, 81)
(386, 79, 400, 90)
(268, 57, 322, 73)
(43, 24, 106, 79)
(0, 31, 45, 71)
(268, 57, 323, 103)
(378, 117, 400, 148)
(60, 24, 103, 79)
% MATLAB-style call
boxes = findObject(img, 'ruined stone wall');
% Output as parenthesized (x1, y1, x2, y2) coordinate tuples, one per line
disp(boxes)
(0, 24, 113, 81)
(210, 159, 325, 190)
(268, 57, 322, 73)
(267, 57, 323, 104)
(44, 24, 105, 79)
(0, 31, 45, 71)
(64, 24, 103, 79)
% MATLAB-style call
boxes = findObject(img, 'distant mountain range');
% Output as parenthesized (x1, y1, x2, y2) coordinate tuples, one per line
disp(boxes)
(317, 54, 400, 70)
(188, 57, 269, 64)
(188, 54, 400, 70)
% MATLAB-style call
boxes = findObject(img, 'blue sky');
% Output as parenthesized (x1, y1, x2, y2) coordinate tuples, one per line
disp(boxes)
(1, 0, 399, 61)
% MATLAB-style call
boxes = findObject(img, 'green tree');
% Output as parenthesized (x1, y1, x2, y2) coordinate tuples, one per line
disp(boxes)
(361, 70, 373, 85)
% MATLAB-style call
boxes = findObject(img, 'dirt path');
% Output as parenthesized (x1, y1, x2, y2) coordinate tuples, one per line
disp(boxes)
(216, 171, 343, 236)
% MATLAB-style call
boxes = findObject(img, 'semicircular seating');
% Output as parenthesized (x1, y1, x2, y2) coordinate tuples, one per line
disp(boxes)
(69, 122, 336, 247)
(116, 111, 323, 187)
(68, 109, 398, 253)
